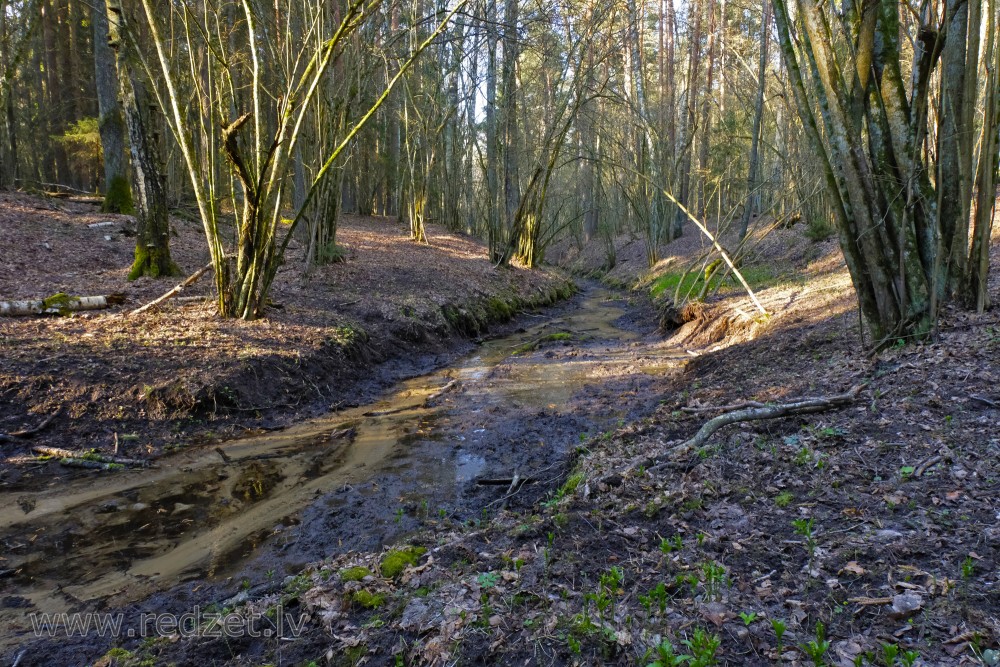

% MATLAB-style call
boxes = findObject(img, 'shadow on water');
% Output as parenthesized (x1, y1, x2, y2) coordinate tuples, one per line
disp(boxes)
(0, 286, 680, 647)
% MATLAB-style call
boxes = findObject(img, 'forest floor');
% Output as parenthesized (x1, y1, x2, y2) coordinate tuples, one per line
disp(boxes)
(0, 191, 572, 489)
(80, 218, 1000, 667)
(2, 192, 999, 667)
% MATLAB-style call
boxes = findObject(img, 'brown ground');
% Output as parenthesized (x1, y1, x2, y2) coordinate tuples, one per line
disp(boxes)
(110, 220, 998, 666)
(0, 192, 571, 488)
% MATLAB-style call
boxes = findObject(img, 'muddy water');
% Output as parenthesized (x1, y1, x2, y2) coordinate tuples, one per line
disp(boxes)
(0, 286, 679, 649)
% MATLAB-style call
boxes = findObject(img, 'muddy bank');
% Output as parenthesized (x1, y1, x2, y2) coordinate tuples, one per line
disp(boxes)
(0, 193, 573, 489)
(0, 282, 681, 666)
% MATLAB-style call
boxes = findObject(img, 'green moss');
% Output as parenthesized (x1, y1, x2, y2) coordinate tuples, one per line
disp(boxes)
(339, 566, 373, 582)
(42, 292, 75, 315)
(351, 590, 385, 609)
(127, 244, 181, 281)
(380, 546, 427, 579)
(101, 175, 134, 214)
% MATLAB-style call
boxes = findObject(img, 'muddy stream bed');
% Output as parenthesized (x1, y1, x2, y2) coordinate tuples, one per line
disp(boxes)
(0, 284, 682, 658)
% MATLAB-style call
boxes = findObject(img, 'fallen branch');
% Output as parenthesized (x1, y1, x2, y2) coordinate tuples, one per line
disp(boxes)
(130, 262, 213, 316)
(654, 385, 864, 467)
(427, 379, 459, 402)
(0, 293, 125, 317)
(32, 446, 148, 468)
(681, 400, 768, 414)
(476, 477, 537, 486)
(0, 412, 58, 443)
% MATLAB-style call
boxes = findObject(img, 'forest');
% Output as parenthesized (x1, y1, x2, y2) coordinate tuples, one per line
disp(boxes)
(0, 0, 999, 665)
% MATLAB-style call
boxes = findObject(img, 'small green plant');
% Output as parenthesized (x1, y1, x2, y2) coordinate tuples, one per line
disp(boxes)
(639, 582, 670, 617)
(771, 619, 787, 656)
(683, 627, 721, 667)
(477, 571, 500, 589)
(962, 555, 975, 579)
(567, 634, 582, 655)
(774, 491, 794, 508)
(792, 517, 818, 557)
(646, 638, 692, 667)
(673, 572, 699, 597)
(880, 642, 899, 666)
(799, 621, 830, 665)
(899, 465, 915, 478)
(899, 649, 920, 667)
(660, 534, 684, 554)
(738, 611, 757, 626)
(700, 561, 728, 600)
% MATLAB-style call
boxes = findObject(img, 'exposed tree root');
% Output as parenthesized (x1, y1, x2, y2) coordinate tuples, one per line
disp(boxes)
(0, 412, 58, 443)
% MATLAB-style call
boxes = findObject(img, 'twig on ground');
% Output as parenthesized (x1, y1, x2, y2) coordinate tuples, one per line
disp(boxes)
(970, 394, 998, 408)
(914, 455, 944, 477)
(130, 262, 213, 316)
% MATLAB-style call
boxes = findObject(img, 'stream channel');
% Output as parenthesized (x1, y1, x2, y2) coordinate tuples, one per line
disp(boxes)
(0, 284, 683, 655)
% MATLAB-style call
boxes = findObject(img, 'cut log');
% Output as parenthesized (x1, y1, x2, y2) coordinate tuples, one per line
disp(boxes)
(0, 293, 125, 317)
(130, 262, 213, 316)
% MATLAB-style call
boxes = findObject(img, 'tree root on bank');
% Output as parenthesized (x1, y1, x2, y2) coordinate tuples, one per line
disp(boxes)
(649, 384, 865, 472)
(0, 412, 58, 443)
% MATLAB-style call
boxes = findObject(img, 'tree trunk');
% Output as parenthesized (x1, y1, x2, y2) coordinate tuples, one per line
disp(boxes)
(92, 1, 129, 210)
(105, 0, 179, 281)
(738, 0, 770, 240)
(671, 0, 703, 238)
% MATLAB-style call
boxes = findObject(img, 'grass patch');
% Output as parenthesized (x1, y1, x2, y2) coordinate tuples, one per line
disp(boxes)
(649, 264, 777, 301)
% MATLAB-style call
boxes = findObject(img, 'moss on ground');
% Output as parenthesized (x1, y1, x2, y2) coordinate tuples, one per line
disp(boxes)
(380, 546, 427, 578)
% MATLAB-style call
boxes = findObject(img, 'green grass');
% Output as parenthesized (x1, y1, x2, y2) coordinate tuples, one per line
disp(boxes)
(649, 264, 777, 301)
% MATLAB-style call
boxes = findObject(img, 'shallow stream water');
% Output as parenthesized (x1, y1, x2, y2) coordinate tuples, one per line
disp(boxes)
(0, 285, 681, 653)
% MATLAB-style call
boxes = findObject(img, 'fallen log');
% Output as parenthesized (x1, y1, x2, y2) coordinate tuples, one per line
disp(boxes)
(651, 384, 865, 470)
(57, 458, 129, 471)
(0, 293, 125, 317)
(130, 262, 213, 316)
(32, 446, 149, 468)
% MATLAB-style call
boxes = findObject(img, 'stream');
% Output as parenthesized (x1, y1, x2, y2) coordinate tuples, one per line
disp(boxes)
(0, 284, 681, 654)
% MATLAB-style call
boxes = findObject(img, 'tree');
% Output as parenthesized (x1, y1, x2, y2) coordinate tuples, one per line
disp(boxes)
(92, 0, 130, 213)
(105, 0, 178, 280)
(771, 0, 1000, 344)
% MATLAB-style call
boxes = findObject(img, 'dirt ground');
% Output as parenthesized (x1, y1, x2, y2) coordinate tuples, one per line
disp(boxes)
(0, 192, 571, 489)
(94, 221, 999, 667)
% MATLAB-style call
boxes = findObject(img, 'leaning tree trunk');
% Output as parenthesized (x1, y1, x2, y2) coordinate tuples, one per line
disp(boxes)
(105, 0, 179, 281)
